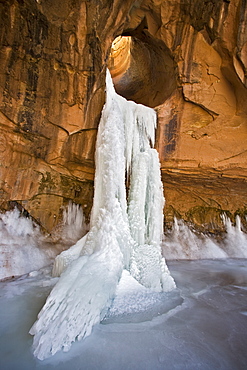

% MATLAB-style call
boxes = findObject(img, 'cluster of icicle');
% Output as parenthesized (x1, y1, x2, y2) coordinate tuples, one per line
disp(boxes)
(163, 215, 247, 260)
(0, 202, 87, 281)
(0, 208, 53, 280)
(29, 69, 175, 360)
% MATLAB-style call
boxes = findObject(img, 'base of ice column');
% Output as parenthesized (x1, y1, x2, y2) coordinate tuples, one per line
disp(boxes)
(30, 242, 124, 360)
(130, 243, 176, 292)
(52, 234, 88, 277)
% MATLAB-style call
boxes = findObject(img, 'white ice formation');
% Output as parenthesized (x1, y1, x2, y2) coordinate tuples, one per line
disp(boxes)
(30, 69, 175, 360)
(162, 216, 247, 260)
(58, 201, 87, 244)
(221, 215, 247, 258)
(0, 208, 54, 280)
(0, 202, 88, 281)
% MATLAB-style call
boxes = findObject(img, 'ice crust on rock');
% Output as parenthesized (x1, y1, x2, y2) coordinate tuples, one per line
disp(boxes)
(163, 216, 247, 260)
(0, 202, 88, 281)
(222, 215, 247, 258)
(0, 208, 54, 280)
(30, 69, 175, 360)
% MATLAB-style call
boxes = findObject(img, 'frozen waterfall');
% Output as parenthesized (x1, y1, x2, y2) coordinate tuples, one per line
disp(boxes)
(30, 69, 175, 360)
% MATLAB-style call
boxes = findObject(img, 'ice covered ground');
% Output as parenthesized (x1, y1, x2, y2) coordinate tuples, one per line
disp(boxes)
(1, 258, 247, 370)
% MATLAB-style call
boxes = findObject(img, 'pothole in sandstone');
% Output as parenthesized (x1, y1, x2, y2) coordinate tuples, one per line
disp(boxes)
(108, 32, 177, 108)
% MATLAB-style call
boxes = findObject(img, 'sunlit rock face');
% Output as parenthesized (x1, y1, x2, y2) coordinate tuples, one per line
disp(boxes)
(0, 0, 247, 232)
(108, 33, 176, 107)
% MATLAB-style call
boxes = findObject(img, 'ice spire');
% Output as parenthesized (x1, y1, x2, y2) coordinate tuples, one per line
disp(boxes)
(30, 69, 175, 360)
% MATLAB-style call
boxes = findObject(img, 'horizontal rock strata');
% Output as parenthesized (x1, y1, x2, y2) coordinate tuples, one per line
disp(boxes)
(0, 0, 247, 233)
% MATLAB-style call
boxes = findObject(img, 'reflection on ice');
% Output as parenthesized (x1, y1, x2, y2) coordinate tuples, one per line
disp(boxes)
(0, 259, 247, 369)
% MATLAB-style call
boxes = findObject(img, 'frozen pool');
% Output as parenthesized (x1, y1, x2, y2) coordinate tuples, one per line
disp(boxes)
(1, 259, 247, 370)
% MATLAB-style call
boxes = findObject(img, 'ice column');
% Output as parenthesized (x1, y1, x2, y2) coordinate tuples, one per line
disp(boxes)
(30, 69, 175, 360)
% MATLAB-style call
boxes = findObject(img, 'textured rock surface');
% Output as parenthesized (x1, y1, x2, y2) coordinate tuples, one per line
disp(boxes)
(0, 0, 247, 232)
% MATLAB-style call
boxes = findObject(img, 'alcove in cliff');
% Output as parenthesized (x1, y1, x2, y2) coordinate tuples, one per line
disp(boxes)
(108, 27, 177, 108)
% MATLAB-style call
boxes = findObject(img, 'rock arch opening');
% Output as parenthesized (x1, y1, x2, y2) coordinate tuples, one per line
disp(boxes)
(108, 32, 177, 108)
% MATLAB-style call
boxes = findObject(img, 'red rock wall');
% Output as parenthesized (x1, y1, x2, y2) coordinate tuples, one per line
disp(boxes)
(0, 0, 247, 232)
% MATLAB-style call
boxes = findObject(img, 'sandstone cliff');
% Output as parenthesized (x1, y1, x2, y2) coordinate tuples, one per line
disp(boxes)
(0, 0, 247, 233)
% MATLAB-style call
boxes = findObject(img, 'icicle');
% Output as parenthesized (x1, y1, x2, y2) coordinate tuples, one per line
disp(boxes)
(163, 217, 228, 260)
(30, 69, 175, 360)
(222, 214, 247, 258)
(0, 208, 54, 279)
(127, 149, 174, 292)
